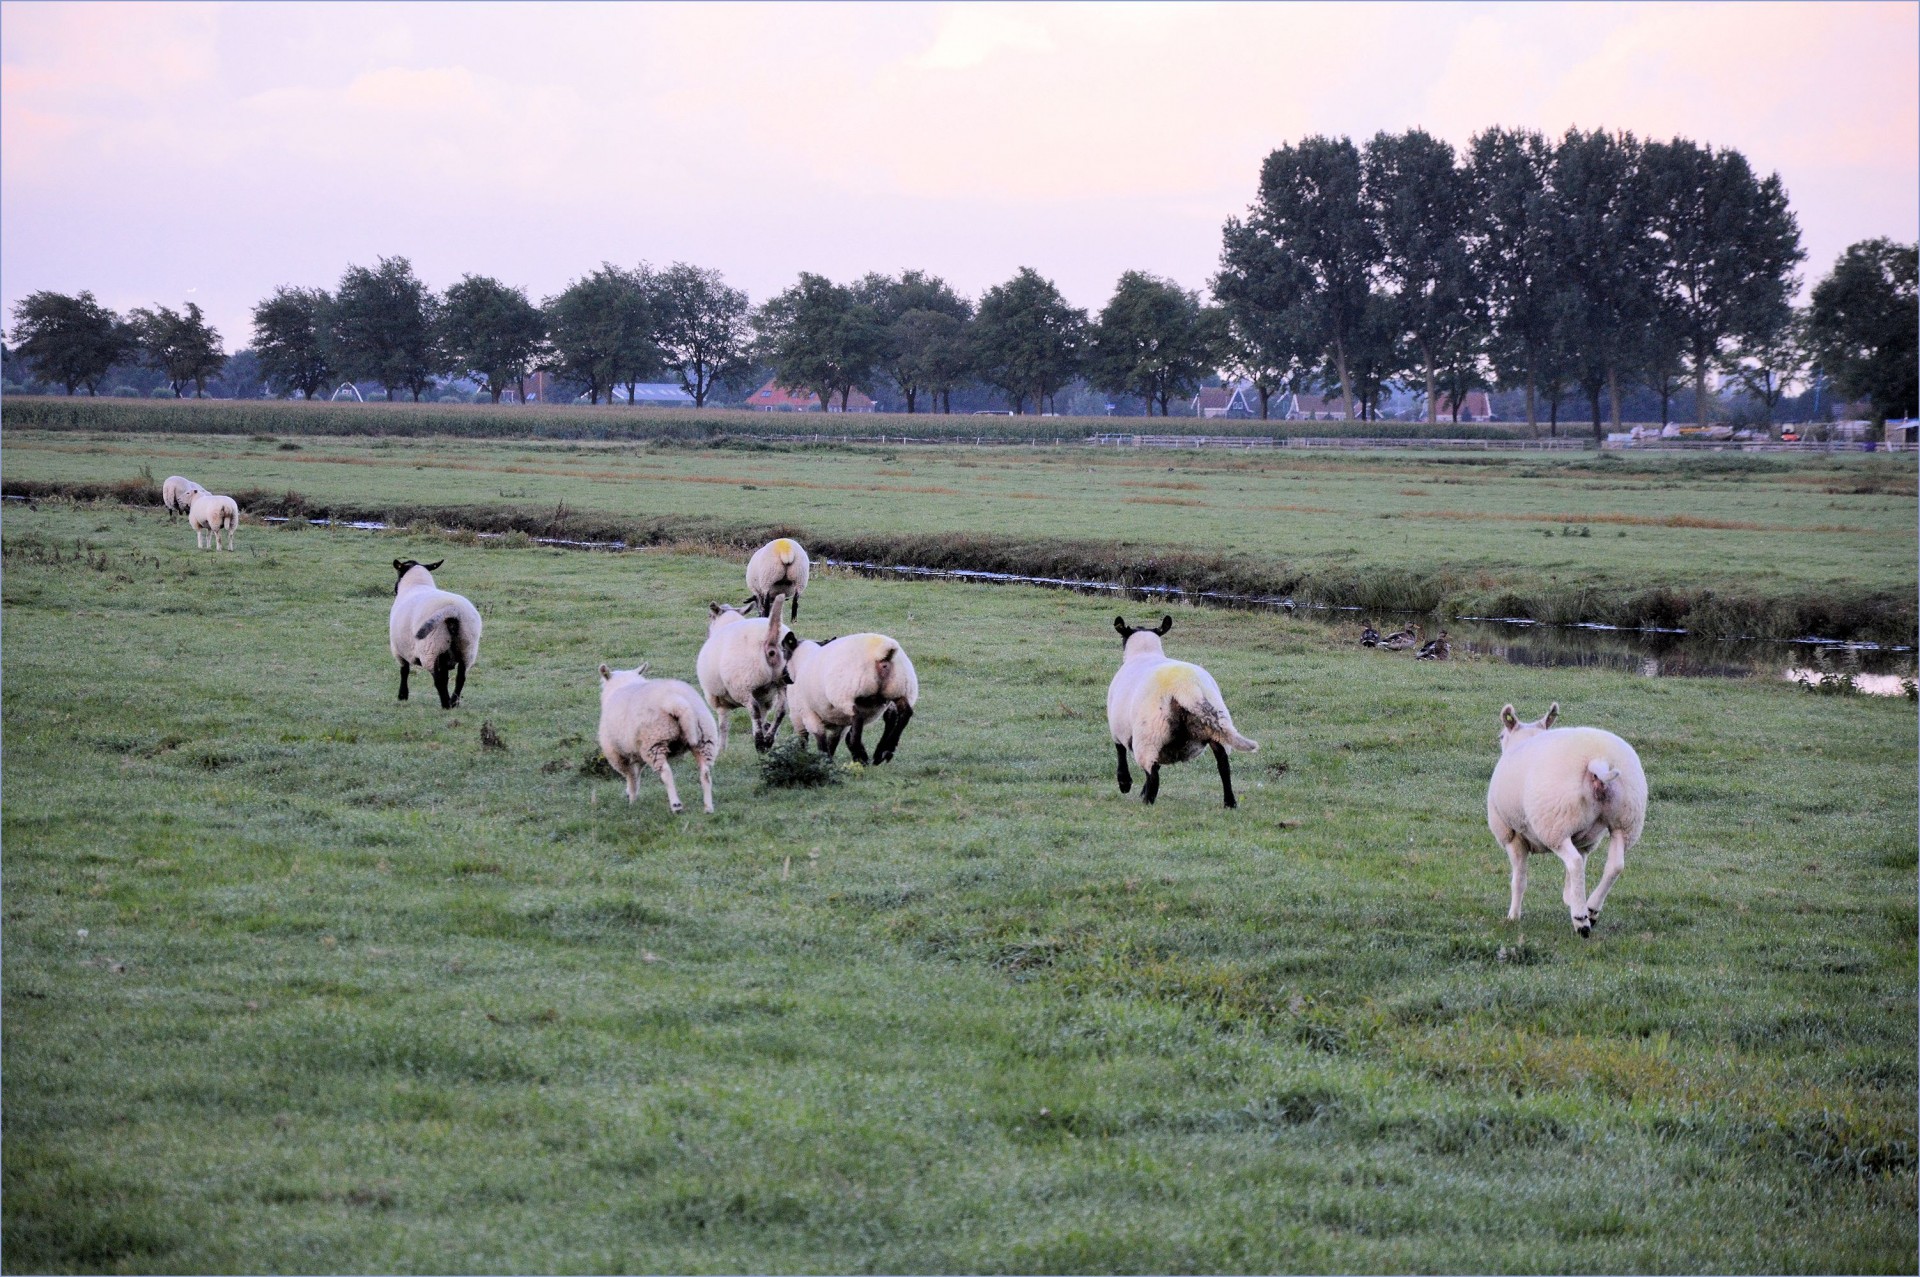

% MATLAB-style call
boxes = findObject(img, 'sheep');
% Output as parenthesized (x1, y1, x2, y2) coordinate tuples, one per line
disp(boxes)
(187, 492, 239, 551)
(1486, 702, 1648, 936)
(162, 475, 205, 521)
(597, 662, 721, 814)
(388, 559, 483, 709)
(745, 537, 810, 621)
(1107, 615, 1258, 808)
(695, 593, 790, 753)
(778, 630, 918, 764)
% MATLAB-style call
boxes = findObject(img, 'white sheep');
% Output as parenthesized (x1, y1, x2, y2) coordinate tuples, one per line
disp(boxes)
(1487, 702, 1648, 936)
(1107, 615, 1258, 808)
(597, 663, 721, 814)
(187, 492, 239, 550)
(746, 537, 810, 621)
(388, 558, 483, 709)
(779, 630, 918, 764)
(696, 594, 790, 753)
(162, 475, 205, 521)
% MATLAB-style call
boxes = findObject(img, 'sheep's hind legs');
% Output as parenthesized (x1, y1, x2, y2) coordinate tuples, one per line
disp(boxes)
(397, 661, 410, 702)
(872, 702, 913, 764)
(1503, 835, 1530, 921)
(697, 751, 715, 813)
(1141, 765, 1161, 805)
(1211, 741, 1237, 809)
(844, 719, 871, 765)
(1552, 837, 1592, 936)
(450, 658, 466, 707)
(431, 660, 455, 709)
(1114, 743, 1132, 794)
(651, 756, 684, 813)
(1584, 829, 1628, 925)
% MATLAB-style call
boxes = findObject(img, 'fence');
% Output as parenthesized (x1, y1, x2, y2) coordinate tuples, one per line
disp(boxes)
(1089, 433, 1588, 451)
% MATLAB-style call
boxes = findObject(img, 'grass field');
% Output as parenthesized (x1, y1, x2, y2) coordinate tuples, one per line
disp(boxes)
(3, 490, 1915, 1273)
(3, 419, 1915, 641)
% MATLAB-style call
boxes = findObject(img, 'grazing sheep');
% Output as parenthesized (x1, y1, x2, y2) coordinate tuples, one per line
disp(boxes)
(779, 630, 918, 764)
(1487, 702, 1648, 936)
(388, 559, 483, 709)
(746, 537, 810, 621)
(162, 475, 205, 521)
(187, 492, 239, 550)
(1107, 615, 1258, 808)
(597, 662, 721, 814)
(696, 594, 790, 753)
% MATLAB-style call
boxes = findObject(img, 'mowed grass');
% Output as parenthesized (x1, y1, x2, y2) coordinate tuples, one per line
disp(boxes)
(3, 498, 1915, 1273)
(7, 426, 1920, 642)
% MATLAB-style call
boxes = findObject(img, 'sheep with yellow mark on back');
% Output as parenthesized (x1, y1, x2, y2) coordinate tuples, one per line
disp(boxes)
(779, 631, 917, 765)
(1107, 615, 1257, 808)
(746, 537, 809, 622)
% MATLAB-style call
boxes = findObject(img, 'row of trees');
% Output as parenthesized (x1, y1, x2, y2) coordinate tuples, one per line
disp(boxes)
(7, 292, 229, 398)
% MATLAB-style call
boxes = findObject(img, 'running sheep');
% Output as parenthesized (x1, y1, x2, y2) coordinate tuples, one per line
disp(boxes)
(745, 537, 810, 621)
(696, 594, 790, 753)
(188, 492, 239, 551)
(778, 630, 917, 764)
(388, 559, 483, 709)
(1486, 702, 1648, 936)
(1107, 615, 1258, 808)
(162, 475, 205, 522)
(597, 663, 721, 814)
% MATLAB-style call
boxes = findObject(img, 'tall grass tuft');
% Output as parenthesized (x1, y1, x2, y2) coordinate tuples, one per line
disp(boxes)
(758, 736, 843, 788)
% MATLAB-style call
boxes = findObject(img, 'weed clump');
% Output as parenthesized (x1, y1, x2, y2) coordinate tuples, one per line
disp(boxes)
(759, 736, 842, 789)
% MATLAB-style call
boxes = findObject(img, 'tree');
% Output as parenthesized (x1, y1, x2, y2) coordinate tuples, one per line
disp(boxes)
(753, 273, 886, 412)
(7, 290, 132, 395)
(544, 265, 655, 405)
(889, 309, 972, 414)
(439, 275, 545, 403)
(252, 286, 335, 399)
(332, 257, 439, 401)
(1469, 127, 1565, 433)
(1805, 238, 1918, 427)
(652, 263, 751, 408)
(970, 267, 1086, 415)
(1729, 308, 1809, 430)
(1366, 129, 1476, 425)
(1643, 138, 1804, 431)
(1085, 271, 1219, 416)
(1245, 135, 1376, 418)
(130, 301, 225, 397)
(1213, 217, 1316, 419)
(854, 270, 971, 412)
(217, 348, 266, 400)
(1551, 129, 1657, 438)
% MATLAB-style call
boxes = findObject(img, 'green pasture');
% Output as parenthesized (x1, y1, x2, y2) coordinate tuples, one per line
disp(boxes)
(3, 498, 1914, 1272)
(2, 420, 1915, 640)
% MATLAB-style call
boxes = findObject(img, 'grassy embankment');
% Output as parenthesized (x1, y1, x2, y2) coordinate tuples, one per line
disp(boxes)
(2, 497, 1914, 1272)
(3, 414, 1915, 641)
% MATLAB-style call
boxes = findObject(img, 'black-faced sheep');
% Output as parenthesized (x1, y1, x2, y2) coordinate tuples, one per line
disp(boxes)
(597, 663, 721, 814)
(162, 475, 205, 521)
(188, 492, 239, 550)
(746, 538, 810, 621)
(388, 559, 483, 709)
(1487, 702, 1648, 936)
(779, 631, 918, 764)
(1107, 615, 1258, 808)
(696, 594, 790, 753)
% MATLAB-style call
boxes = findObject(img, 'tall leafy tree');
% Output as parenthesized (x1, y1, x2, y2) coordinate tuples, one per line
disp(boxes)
(652, 263, 751, 408)
(332, 256, 439, 401)
(8, 290, 132, 395)
(439, 275, 546, 403)
(1805, 238, 1919, 425)
(130, 301, 225, 397)
(1551, 129, 1657, 437)
(1246, 135, 1376, 418)
(1729, 308, 1810, 430)
(753, 273, 886, 412)
(1365, 129, 1476, 424)
(970, 267, 1086, 415)
(1085, 271, 1219, 416)
(1213, 217, 1316, 419)
(252, 286, 335, 399)
(1643, 138, 1804, 431)
(854, 270, 971, 412)
(544, 265, 654, 405)
(889, 309, 972, 414)
(1468, 127, 1564, 432)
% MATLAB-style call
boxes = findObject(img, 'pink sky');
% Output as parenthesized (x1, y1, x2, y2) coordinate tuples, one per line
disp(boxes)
(3, 1, 1915, 349)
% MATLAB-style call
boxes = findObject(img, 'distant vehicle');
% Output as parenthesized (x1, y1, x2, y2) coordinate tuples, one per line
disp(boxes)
(971, 410, 1014, 416)
(1781, 429, 1801, 442)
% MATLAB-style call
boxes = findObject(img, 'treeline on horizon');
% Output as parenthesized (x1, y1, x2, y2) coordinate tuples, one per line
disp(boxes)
(6, 127, 1916, 431)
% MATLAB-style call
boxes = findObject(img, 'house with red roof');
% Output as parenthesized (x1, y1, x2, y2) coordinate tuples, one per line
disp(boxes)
(747, 380, 876, 413)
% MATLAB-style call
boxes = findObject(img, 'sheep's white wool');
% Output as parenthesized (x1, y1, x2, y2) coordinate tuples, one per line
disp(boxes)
(783, 631, 918, 765)
(598, 663, 721, 814)
(696, 598, 790, 753)
(1106, 616, 1256, 808)
(389, 560, 483, 709)
(162, 475, 205, 520)
(1486, 702, 1648, 935)
(187, 492, 239, 550)
(746, 538, 810, 621)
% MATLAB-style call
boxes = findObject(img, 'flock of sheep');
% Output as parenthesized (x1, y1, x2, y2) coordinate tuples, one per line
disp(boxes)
(162, 474, 1650, 936)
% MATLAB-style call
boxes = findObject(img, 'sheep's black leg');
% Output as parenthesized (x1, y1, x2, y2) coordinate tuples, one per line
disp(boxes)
(844, 718, 871, 765)
(451, 657, 467, 708)
(1211, 741, 1237, 809)
(397, 661, 410, 702)
(1115, 743, 1132, 793)
(789, 593, 799, 622)
(1141, 765, 1160, 805)
(820, 728, 843, 757)
(873, 702, 913, 764)
(432, 664, 453, 709)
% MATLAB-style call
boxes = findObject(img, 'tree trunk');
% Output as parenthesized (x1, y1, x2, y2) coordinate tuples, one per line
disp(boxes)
(1549, 393, 1559, 437)
(490, 385, 502, 404)
(1607, 367, 1621, 433)
(1333, 338, 1356, 420)
(1525, 376, 1538, 436)
(1659, 378, 1671, 427)
(905, 388, 917, 413)
(1695, 338, 1713, 431)
(1421, 339, 1437, 425)
(1258, 385, 1271, 420)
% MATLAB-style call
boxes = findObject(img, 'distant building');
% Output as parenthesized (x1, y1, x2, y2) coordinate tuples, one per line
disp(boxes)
(610, 383, 696, 407)
(1433, 390, 1495, 422)
(1192, 385, 1256, 419)
(747, 380, 876, 412)
(1274, 391, 1348, 420)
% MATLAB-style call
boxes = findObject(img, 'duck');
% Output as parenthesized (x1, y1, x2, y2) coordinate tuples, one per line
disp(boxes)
(1359, 622, 1382, 647)
(1416, 630, 1451, 660)
(1382, 623, 1424, 651)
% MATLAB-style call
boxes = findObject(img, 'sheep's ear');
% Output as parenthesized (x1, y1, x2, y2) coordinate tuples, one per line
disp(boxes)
(393, 559, 408, 574)
(634, 662, 650, 678)
(781, 631, 799, 658)
(1114, 616, 1131, 636)
(1155, 615, 1173, 635)
(424, 560, 444, 572)
(709, 602, 726, 618)
(1543, 702, 1559, 728)
(599, 663, 612, 682)
(1500, 704, 1519, 730)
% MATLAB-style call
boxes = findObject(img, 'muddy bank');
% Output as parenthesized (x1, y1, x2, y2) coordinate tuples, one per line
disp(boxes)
(5, 476, 1913, 644)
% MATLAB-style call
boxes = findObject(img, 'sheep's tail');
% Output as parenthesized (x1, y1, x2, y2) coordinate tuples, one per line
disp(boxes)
(1172, 683, 1258, 752)
(1221, 726, 1259, 753)
(1587, 757, 1617, 801)
(415, 608, 464, 652)
(671, 697, 711, 752)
